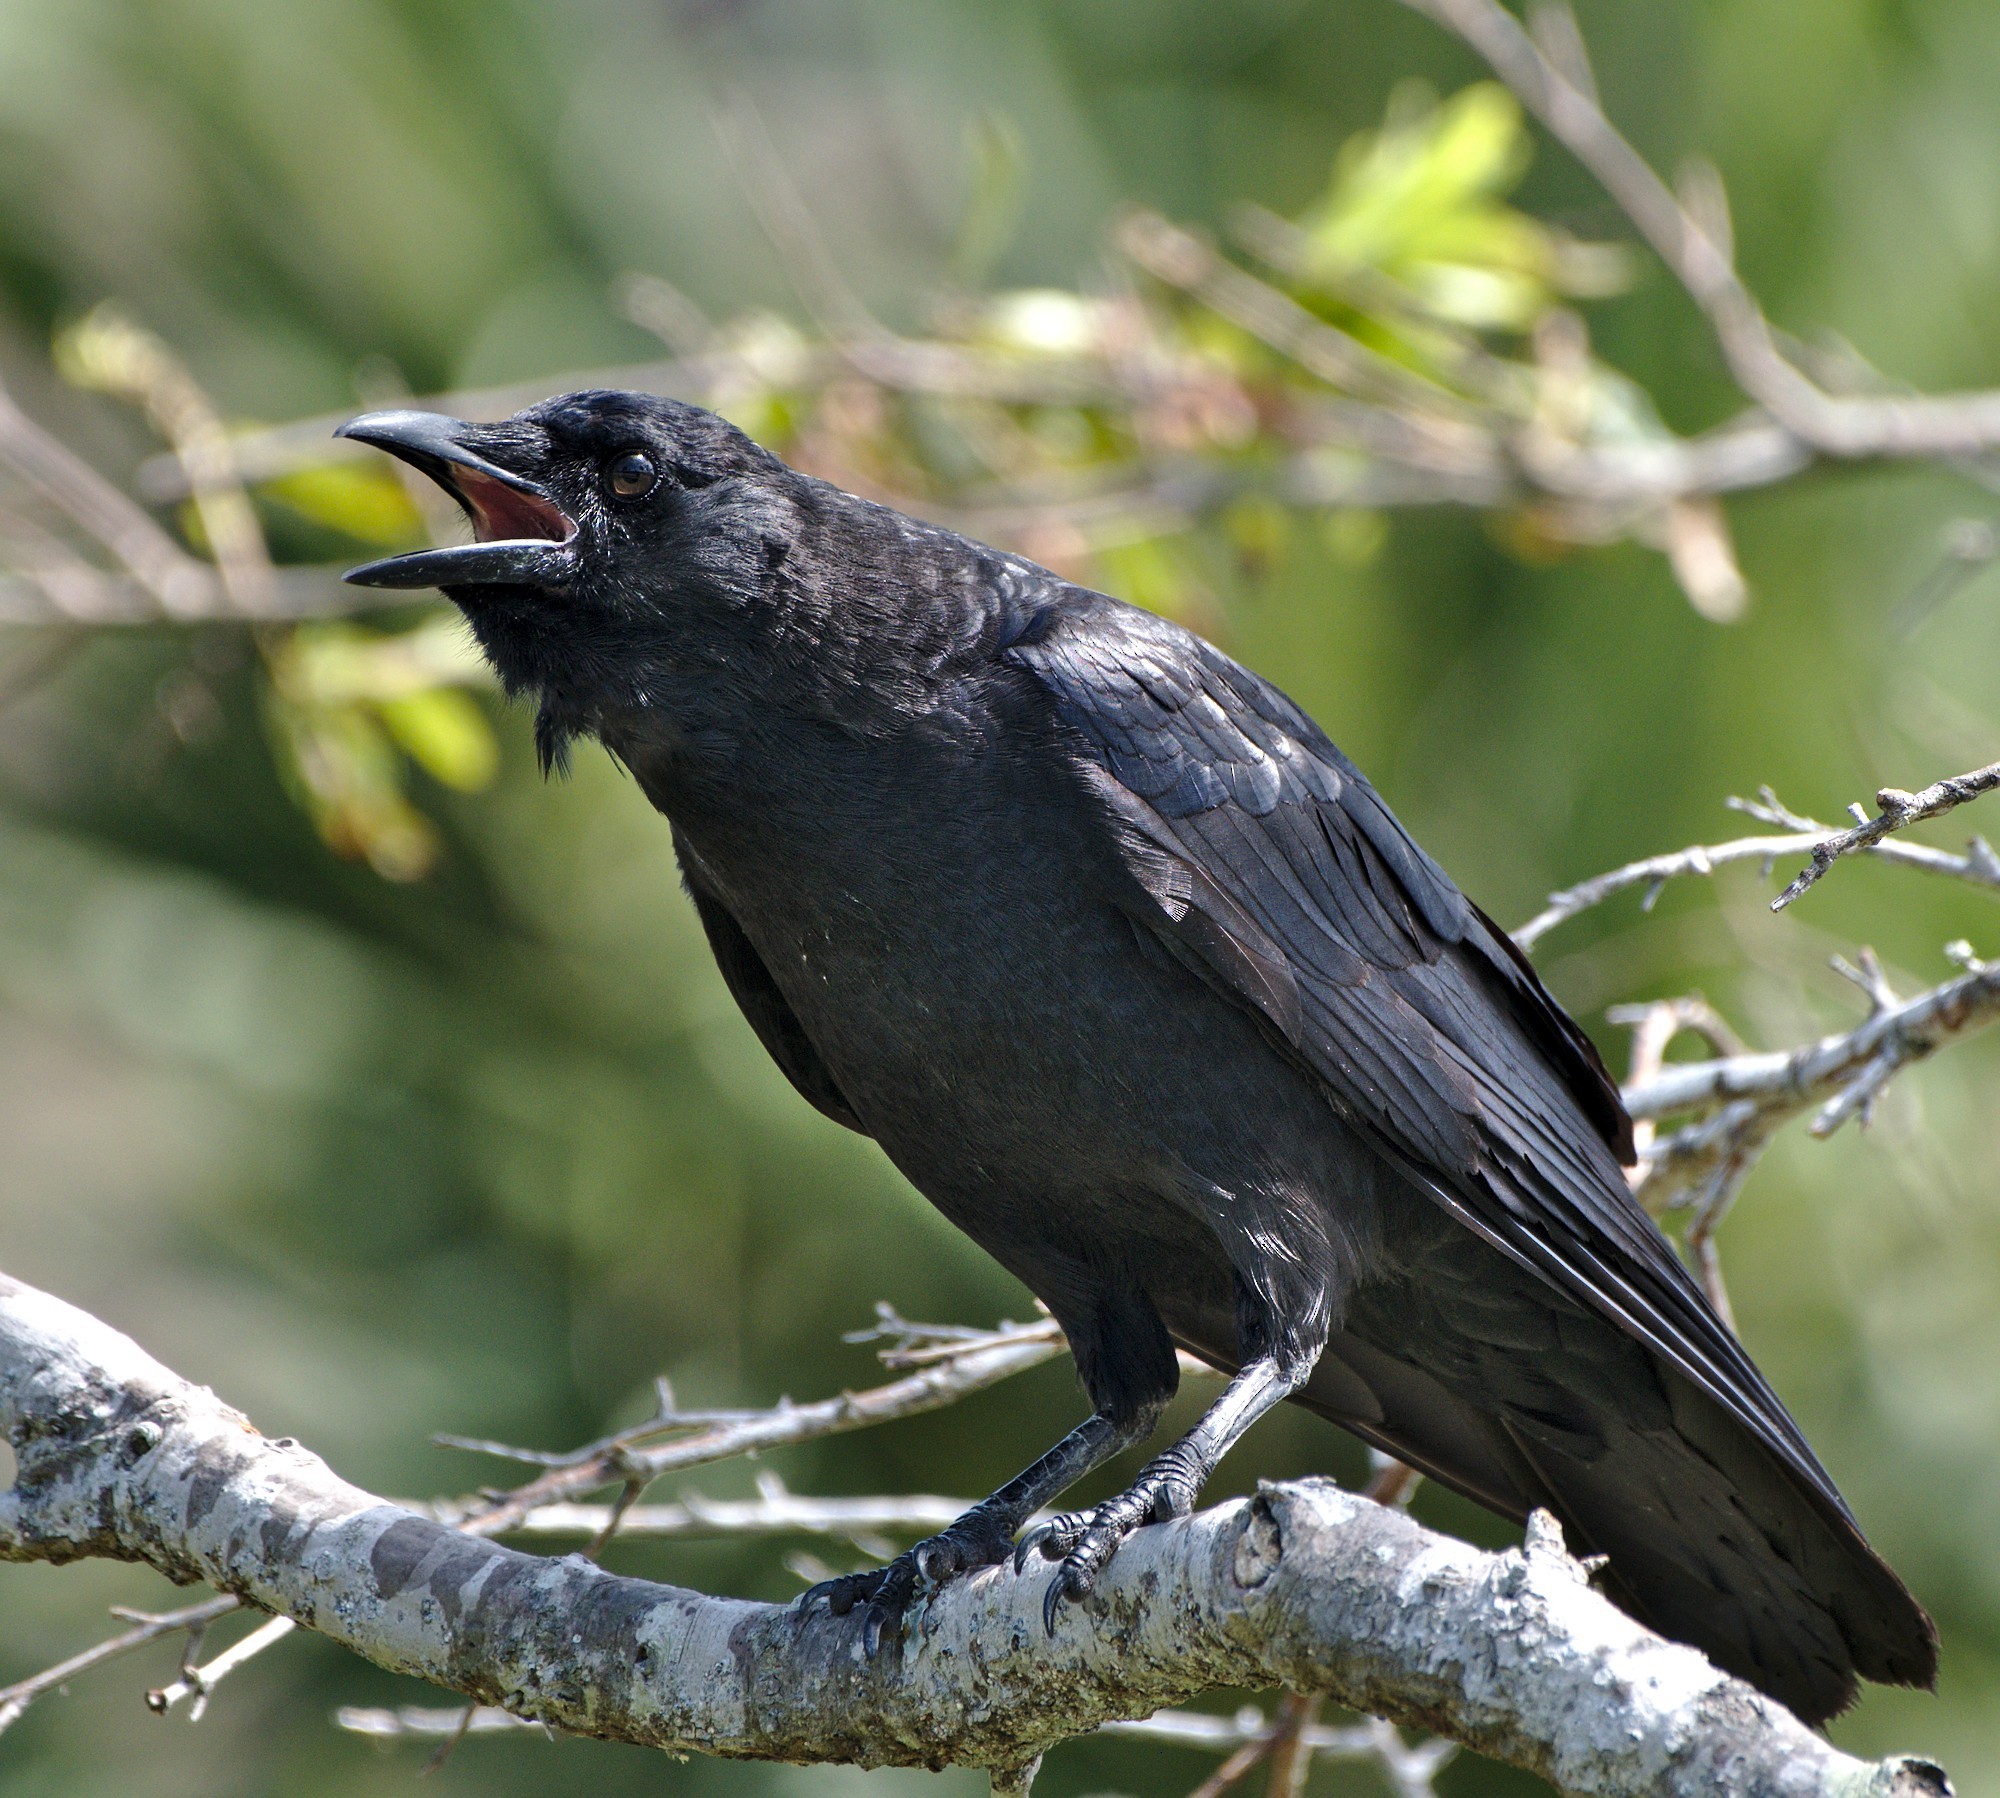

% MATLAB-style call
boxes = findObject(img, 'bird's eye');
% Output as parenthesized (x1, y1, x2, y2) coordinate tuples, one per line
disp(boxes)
(605, 451, 658, 498)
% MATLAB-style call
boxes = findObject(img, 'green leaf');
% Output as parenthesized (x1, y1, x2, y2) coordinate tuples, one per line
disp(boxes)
(376, 687, 501, 792)
(262, 461, 427, 547)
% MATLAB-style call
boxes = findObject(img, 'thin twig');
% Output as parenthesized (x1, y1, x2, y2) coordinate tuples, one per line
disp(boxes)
(1259, 1693, 1321, 1798)
(1606, 997, 1746, 1188)
(1768, 761, 2000, 909)
(146, 1614, 297, 1720)
(1397, 0, 2000, 460)
(60, 309, 274, 617)
(438, 1315, 1067, 1537)
(1118, 211, 1476, 416)
(1097, 1704, 1455, 1798)
(471, 1474, 991, 1543)
(0, 373, 217, 617)
(0, 1595, 240, 1736)
(335, 1704, 543, 1740)
(1624, 956, 2000, 1219)
(1182, 1708, 1287, 1798)
(1362, 1450, 1423, 1510)
(1514, 782, 2000, 949)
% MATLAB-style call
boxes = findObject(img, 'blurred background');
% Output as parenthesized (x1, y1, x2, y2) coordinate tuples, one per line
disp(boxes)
(1, 0, 1998, 1793)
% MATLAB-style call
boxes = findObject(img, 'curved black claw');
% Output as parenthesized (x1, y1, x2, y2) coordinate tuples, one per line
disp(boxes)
(798, 1507, 1016, 1655)
(1033, 1460, 1201, 1633)
(1012, 1513, 1085, 1575)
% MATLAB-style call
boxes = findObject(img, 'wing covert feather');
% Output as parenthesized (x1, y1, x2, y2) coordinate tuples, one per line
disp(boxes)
(1012, 597, 1843, 1514)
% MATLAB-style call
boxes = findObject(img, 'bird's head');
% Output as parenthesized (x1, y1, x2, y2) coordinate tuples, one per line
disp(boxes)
(338, 390, 802, 719)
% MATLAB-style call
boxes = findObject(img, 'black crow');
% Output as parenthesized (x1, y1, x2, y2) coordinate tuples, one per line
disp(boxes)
(340, 391, 1936, 1723)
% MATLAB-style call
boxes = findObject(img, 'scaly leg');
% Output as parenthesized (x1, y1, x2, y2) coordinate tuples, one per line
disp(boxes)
(801, 1402, 1161, 1654)
(1019, 1352, 1307, 1630)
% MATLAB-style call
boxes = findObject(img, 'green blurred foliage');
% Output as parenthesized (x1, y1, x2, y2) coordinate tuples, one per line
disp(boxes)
(0, 2, 1996, 1795)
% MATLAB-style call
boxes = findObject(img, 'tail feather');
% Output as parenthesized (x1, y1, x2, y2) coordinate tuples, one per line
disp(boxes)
(1199, 1231, 1938, 1726)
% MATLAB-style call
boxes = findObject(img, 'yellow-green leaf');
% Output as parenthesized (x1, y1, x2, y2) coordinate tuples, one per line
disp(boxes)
(377, 687, 501, 792)
(263, 461, 427, 547)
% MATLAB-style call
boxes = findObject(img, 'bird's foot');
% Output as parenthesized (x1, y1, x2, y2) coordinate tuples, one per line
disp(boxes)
(1014, 1455, 1202, 1632)
(797, 1505, 1018, 1656)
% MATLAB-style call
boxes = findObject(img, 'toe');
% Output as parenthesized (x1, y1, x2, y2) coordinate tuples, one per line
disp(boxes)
(801, 1569, 873, 1616)
(915, 1537, 959, 1585)
(1013, 1521, 1062, 1573)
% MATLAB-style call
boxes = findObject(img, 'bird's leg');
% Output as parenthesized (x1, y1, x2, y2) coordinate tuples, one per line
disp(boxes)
(799, 1404, 1159, 1654)
(1021, 1351, 1307, 1630)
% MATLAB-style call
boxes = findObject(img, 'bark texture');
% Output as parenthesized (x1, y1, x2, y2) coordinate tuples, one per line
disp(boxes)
(0, 1271, 1949, 1796)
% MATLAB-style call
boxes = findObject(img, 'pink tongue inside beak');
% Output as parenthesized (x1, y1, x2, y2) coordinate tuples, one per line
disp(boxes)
(451, 468, 574, 543)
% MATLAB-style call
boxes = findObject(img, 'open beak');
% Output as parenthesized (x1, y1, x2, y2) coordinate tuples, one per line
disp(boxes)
(336, 410, 579, 590)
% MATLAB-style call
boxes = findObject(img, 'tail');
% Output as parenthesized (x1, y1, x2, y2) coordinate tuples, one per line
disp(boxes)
(1190, 1234, 1938, 1725)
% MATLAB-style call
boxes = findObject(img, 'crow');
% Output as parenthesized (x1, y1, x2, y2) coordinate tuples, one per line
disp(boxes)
(340, 390, 1936, 1723)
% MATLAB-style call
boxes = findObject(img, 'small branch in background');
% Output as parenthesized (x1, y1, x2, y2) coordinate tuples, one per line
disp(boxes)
(58, 307, 273, 618)
(1525, 763, 2000, 1317)
(1396, 0, 2000, 460)
(146, 1614, 297, 1721)
(1117, 212, 1474, 417)
(1514, 825, 1835, 950)
(1893, 516, 1998, 637)
(1513, 774, 2000, 950)
(0, 1595, 241, 1737)
(433, 1312, 1065, 1536)
(336, 1703, 543, 1741)
(1765, 760, 2000, 909)
(0, 566, 366, 625)
(1178, 1691, 1319, 1798)
(1361, 1449, 1422, 1510)
(0, 372, 218, 619)
(1605, 997, 1751, 1317)
(1625, 952, 2000, 1225)
(1625, 948, 2000, 1137)
(1099, 1707, 1457, 1798)
(485, 1471, 990, 1545)
(1256, 1693, 1322, 1798)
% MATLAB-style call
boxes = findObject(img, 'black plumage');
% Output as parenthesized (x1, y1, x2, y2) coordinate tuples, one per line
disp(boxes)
(339, 391, 1936, 1724)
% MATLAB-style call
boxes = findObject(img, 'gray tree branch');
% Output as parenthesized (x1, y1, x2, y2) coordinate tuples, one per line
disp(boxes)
(0, 1269, 1949, 1796)
(1395, 0, 2000, 460)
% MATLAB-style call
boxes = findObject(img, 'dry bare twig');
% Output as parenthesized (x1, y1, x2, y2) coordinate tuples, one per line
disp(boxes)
(1514, 773, 2000, 951)
(1514, 760, 1998, 1316)
(0, 1594, 240, 1736)
(433, 1313, 1066, 1537)
(1396, 0, 2000, 460)
(1765, 762, 2000, 910)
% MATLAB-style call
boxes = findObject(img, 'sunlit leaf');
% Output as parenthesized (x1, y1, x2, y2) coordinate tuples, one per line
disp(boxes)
(1294, 82, 1628, 334)
(262, 685, 440, 881)
(262, 461, 426, 547)
(378, 687, 500, 792)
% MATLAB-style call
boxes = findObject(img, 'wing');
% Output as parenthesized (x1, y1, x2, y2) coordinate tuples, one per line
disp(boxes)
(674, 833, 868, 1135)
(1010, 595, 1844, 1515)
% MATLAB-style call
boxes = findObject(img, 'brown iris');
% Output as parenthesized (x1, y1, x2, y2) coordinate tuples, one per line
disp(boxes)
(606, 451, 657, 498)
